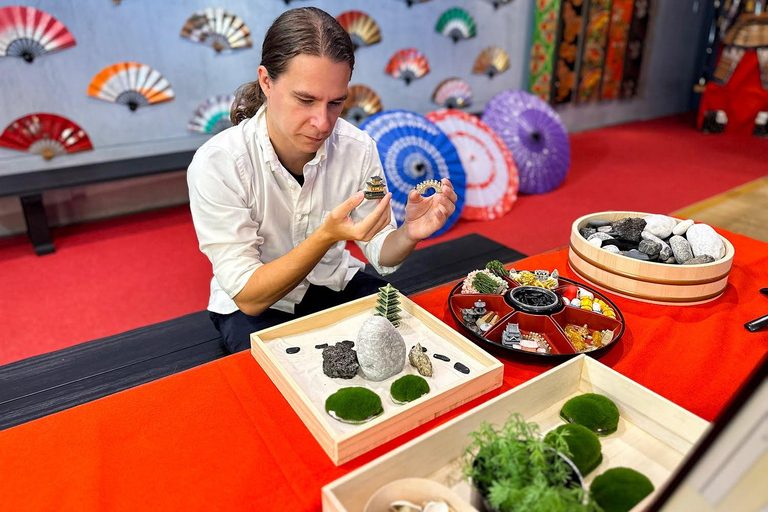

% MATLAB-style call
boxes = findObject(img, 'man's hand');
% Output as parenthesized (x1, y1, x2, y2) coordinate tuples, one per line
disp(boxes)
(402, 178, 458, 242)
(318, 191, 393, 244)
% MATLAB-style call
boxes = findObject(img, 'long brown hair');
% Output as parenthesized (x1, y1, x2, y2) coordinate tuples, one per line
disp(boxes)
(230, 7, 355, 125)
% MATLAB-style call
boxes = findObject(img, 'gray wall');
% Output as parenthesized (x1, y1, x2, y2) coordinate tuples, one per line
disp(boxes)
(0, 0, 706, 236)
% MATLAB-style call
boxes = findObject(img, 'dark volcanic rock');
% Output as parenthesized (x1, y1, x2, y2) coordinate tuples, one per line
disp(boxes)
(339, 340, 355, 349)
(315, 343, 329, 350)
(580, 227, 597, 239)
(611, 217, 646, 243)
(286, 347, 300, 354)
(454, 362, 470, 374)
(322, 344, 359, 379)
(638, 240, 661, 259)
(600, 238, 638, 251)
(411, 345, 428, 352)
(433, 354, 450, 362)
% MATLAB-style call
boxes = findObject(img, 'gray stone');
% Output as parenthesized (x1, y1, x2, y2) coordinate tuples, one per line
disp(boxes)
(664, 257, 677, 264)
(643, 214, 678, 239)
(588, 219, 612, 227)
(612, 217, 646, 242)
(625, 249, 650, 261)
(322, 344, 359, 379)
(588, 238, 603, 248)
(597, 226, 613, 233)
(409, 343, 433, 377)
(356, 316, 406, 381)
(602, 245, 621, 254)
(686, 224, 726, 260)
(580, 227, 597, 239)
(660, 245, 673, 261)
(669, 235, 694, 264)
(588, 232, 614, 242)
(638, 239, 661, 259)
(672, 219, 694, 236)
(683, 254, 716, 265)
(641, 231, 665, 244)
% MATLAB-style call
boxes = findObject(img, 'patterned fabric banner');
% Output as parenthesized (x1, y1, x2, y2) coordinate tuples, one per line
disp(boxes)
(553, 0, 587, 104)
(576, 0, 613, 102)
(756, 47, 768, 89)
(600, 0, 634, 99)
(620, 0, 651, 99)
(529, 0, 562, 102)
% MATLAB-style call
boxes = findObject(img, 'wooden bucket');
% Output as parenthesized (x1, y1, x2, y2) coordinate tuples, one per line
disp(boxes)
(568, 211, 735, 305)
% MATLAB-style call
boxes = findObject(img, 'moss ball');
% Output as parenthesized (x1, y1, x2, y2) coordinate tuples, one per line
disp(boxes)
(560, 393, 620, 435)
(591, 467, 654, 512)
(544, 423, 603, 476)
(390, 375, 430, 404)
(325, 387, 383, 424)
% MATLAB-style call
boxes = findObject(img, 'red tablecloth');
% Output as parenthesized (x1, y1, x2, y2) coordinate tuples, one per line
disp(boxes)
(1, 229, 767, 512)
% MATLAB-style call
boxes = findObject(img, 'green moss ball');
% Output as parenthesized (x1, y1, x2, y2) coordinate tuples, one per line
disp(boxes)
(544, 423, 603, 476)
(325, 387, 383, 424)
(590, 467, 654, 512)
(560, 393, 620, 435)
(390, 375, 430, 404)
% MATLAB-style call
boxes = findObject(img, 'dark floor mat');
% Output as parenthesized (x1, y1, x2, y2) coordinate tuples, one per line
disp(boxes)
(0, 234, 524, 430)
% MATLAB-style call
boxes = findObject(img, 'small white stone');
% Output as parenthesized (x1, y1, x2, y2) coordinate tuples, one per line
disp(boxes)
(592, 302, 602, 313)
(570, 298, 581, 307)
(588, 238, 603, 248)
(643, 214, 678, 239)
(686, 223, 726, 260)
(672, 219, 694, 236)
(602, 245, 621, 254)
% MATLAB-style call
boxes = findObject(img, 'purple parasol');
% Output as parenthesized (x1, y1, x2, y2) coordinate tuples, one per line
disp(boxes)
(482, 90, 570, 194)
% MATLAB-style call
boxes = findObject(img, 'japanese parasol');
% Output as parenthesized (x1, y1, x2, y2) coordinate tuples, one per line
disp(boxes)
(361, 110, 466, 237)
(426, 109, 518, 221)
(482, 90, 570, 194)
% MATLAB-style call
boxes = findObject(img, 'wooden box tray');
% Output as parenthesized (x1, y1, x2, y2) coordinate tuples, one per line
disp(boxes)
(322, 355, 709, 511)
(250, 292, 504, 466)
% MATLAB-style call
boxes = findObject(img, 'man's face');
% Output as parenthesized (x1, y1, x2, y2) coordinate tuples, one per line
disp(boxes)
(259, 54, 350, 159)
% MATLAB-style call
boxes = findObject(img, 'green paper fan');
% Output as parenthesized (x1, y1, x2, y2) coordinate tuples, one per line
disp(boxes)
(435, 8, 477, 43)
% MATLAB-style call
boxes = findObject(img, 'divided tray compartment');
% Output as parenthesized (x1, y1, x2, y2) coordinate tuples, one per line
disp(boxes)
(448, 274, 626, 358)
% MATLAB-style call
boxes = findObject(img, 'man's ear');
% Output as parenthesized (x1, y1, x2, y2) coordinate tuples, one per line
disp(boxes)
(257, 65, 271, 99)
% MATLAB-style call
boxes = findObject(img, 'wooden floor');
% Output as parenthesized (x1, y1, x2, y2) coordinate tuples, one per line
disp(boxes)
(671, 176, 768, 243)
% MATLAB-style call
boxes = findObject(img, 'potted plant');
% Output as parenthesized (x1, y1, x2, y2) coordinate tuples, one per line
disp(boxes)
(462, 414, 599, 512)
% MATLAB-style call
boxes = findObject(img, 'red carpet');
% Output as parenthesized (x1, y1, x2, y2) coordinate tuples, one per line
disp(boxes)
(1, 114, 766, 365)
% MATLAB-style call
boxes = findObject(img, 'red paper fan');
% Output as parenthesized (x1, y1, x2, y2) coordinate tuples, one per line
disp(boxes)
(0, 6, 76, 63)
(385, 48, 430, 85)
(0, 114, 93, 160)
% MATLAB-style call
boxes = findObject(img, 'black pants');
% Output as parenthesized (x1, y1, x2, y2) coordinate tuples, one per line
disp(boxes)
(210, 271, 388, 353)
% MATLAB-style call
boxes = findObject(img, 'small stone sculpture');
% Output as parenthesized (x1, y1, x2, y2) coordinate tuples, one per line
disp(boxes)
(375, 283, 402, 327)
(356, 316, 406, 381)
(322, 343, 359, 379)
(408, 343, 433, 377)
(364, 175, 386, 199)
(501, 323, 521, 347)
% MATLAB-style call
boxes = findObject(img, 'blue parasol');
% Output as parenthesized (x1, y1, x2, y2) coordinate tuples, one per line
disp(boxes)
(361, 110, 466, 238)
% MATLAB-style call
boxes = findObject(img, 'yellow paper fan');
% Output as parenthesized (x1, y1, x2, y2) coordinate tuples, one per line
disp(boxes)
(472, 46, 510, 78)
(343, 85, 383, 126)
(336, 11, 381, 49)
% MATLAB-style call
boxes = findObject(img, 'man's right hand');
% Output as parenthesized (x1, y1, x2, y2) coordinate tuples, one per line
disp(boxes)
(318, 191, 393, 244)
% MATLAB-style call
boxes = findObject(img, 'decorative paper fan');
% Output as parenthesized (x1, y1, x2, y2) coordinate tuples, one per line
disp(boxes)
(336, 11, 381, 50)
(385, 48, 430, 85)
(342, 85, 382, 126)
(432, 78, 473, 108)
(188, 94, 234, 134)
(435, 8, 477, 43)
(395, 0, 433, 6)
(0, 6, 76, 63)
(360, 110, 466, 238)
(426, 109, 518, 221)
(87, 62, 175, 111)
(181, 8, 252, 53)
(482, 0, 515, 9)
(472, 46, 510, 78)
(0, 113, 93, 160)
(482, 90, 570, 195)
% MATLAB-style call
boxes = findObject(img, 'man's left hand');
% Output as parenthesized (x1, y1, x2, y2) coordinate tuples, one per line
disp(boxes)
(402, 178, 458, 242)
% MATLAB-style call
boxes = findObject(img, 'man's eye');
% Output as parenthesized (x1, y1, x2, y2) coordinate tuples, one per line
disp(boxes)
(330, 101, 343, 107)
(299, 98, 312, 105)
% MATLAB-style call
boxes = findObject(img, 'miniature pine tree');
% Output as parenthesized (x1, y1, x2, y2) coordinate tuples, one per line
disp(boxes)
(375, 283, 401, 327)
(473, 272, 505, 294)
(486, 260, 509, 278)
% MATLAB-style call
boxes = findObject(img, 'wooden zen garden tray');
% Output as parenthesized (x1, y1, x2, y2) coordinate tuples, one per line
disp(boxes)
(250, 293, 504, 466)
(322, 355, 710, 512)
(448, 273, 626, 358)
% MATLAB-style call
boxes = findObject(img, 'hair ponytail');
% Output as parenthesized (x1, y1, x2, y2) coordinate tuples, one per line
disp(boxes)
(230, 7, 355, 126)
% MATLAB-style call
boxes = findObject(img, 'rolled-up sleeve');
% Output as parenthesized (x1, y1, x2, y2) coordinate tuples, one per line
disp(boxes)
(352, 138, 402, 276)
(187, 146, 263, 299)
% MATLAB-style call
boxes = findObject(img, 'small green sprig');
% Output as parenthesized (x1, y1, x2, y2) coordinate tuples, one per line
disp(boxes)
(473, 272, 505, 294)
(462, 414, 599, 512)
(486, 260, 510, 278)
